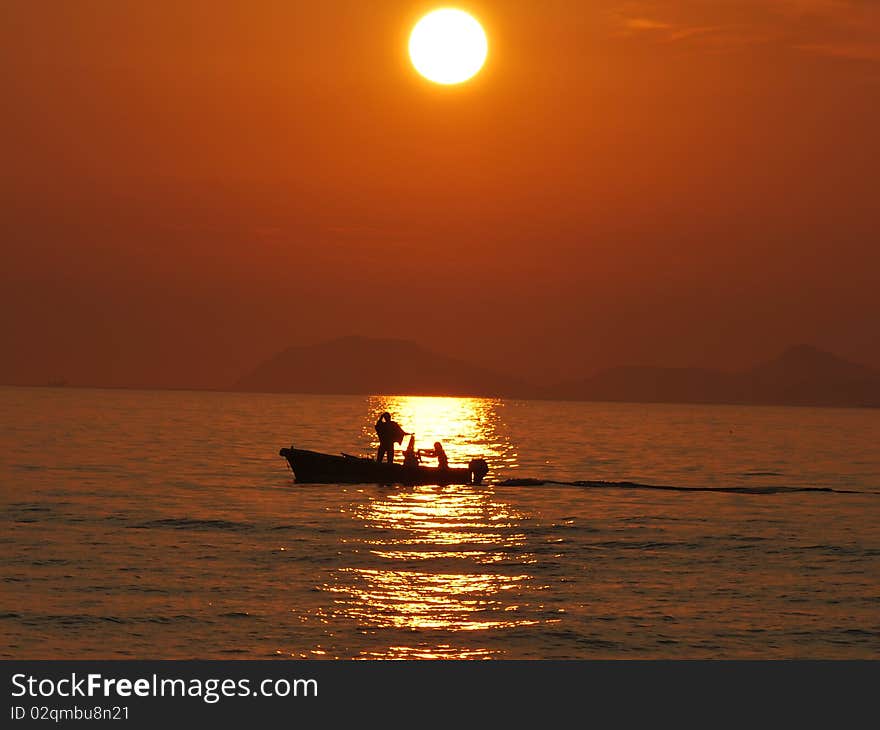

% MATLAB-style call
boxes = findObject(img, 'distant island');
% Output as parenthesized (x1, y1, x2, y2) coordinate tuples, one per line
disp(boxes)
(232, 336, 535, 399)
(234, 337, 880, 408)
(546, 344, 880, 408)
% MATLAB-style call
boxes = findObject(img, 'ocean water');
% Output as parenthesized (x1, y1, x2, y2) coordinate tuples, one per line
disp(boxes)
(1, 386, 878, 659)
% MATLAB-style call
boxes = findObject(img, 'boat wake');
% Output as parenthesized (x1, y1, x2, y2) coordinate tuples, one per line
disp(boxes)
(495, 478, 875, 495)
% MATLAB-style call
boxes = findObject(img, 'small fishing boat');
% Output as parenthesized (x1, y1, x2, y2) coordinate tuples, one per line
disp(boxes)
(279, 445, 489, 486)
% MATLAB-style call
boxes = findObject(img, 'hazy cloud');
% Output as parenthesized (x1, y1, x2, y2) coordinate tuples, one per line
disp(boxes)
(796, 41, 880, 61)
(609, 0, 880, 61)
(622, 18, 673, 32)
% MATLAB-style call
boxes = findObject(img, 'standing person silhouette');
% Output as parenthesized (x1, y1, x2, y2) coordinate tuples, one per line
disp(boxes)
(375, 412, 406, 464)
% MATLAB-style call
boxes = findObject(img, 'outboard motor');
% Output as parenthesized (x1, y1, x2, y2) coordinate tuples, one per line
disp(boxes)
(468, 458, 489, 486)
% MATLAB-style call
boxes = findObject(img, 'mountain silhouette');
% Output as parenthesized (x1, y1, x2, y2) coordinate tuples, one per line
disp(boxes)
(552, 345, 880, 408)
(232, 335, 536, 398)
(233, 338, 879, 407)
(735, 344, 880, 406)
(547, 366, 733, 405)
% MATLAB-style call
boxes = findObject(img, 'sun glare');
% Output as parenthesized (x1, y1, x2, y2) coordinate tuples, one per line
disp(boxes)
(409, 8, 488, 85)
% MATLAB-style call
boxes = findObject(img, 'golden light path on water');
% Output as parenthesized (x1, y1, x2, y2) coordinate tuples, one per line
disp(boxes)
(359, 395, 519, 471)
(317, 396, 550, 659)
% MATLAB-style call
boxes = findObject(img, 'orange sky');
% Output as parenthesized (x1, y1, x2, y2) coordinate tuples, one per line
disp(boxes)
(2, 1, 878, 388)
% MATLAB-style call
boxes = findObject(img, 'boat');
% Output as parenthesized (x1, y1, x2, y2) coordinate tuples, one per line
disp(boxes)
(279, 445, 489, 486)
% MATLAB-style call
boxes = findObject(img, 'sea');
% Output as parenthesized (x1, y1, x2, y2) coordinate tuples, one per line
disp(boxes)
(1, 386, 878, 659)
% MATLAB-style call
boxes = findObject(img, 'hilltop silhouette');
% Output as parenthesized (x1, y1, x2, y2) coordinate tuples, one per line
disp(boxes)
(551, 344, 880, 408)
(234, 339, 880, 408)
(232, 336, 536, 398)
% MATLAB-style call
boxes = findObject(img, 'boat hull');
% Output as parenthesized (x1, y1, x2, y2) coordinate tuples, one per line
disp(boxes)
(279, 446, 479, 485)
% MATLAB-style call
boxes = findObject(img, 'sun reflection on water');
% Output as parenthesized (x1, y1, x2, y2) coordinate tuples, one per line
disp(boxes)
(359, 395, 518, 471)
(315, 395, 546, 659)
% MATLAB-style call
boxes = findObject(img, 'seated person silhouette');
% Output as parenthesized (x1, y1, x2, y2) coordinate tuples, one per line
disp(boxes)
(420, 441, 449, 470)
(434, 442, 449, 470)
(375, 412, 406, 464)
(403, 435, 421, 469)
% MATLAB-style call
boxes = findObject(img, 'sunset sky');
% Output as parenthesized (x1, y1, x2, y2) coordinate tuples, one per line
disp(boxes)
(2, 1, 878, 389)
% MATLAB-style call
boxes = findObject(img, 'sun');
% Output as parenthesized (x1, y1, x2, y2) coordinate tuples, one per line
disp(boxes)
(409, 8, 488, 85)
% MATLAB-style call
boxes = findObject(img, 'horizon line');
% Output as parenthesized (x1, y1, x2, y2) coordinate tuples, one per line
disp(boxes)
(2, 382, 877, 411)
